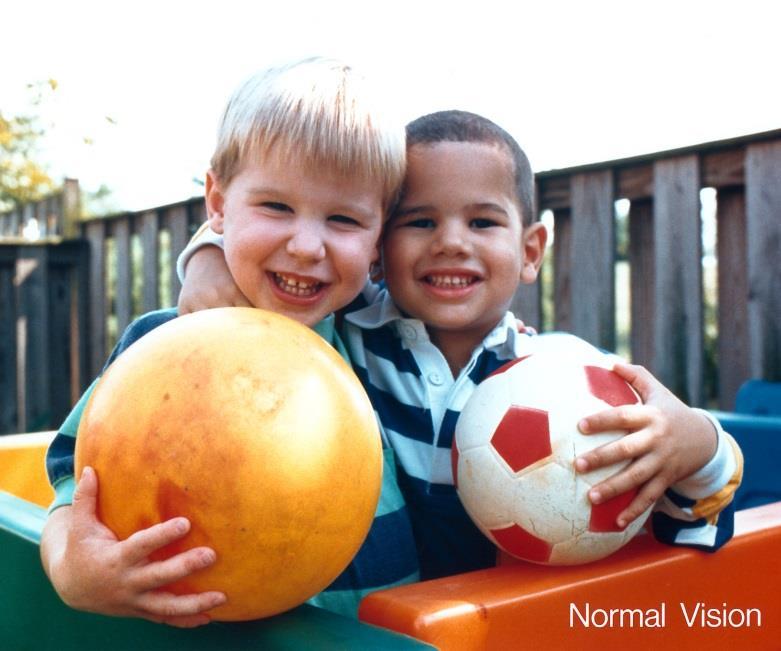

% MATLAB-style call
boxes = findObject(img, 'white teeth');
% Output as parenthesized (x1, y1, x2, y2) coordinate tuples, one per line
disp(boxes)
(273, 273, 321, 296)
(426, 275, 475, 288)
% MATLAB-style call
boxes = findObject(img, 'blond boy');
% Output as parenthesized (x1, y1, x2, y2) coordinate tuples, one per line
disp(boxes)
(42, 57, 419, 626)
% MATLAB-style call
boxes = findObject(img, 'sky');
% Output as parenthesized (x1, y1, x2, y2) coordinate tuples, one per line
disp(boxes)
(3, 0, 779, 212)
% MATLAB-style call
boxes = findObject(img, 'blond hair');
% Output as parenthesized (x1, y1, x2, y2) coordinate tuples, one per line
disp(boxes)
(211, 57, 405, 213)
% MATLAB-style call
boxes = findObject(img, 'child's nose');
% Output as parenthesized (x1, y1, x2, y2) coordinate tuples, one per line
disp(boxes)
(432, 222, 470, 256)
(286, 225, 326, 261)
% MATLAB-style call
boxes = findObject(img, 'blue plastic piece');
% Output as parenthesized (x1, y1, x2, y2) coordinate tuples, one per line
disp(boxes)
(735, 380, 781, 416)
(713, 411, 781, 509)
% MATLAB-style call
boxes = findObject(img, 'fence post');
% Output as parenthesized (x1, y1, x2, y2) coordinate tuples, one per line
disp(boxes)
(716, 188, 750, 410)
(745, 141, 781, 382)
(15, 246, 51, 431)
(0, 247, 17, 433)
(61, 179, 81, 240)
(141, 210, 159, 313)
(85, 220, 107, 378)
(652, 156, 704, 406)
(570, 171, 616, 351)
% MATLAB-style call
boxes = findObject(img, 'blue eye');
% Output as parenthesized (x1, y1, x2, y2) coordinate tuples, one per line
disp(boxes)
(329, 214, 360, 226)
(262, 202, 292, 212)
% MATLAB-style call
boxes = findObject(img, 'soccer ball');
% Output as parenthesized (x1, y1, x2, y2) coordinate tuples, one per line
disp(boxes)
(453, 353, 652, 565)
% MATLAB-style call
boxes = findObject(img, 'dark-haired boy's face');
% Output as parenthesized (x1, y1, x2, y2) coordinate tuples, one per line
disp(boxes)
(382, 141, 543, 346)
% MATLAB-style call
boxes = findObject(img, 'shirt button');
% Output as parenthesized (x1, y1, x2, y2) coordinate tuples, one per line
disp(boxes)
(400, 324, 417, 340)
(428, 372, 443, 386)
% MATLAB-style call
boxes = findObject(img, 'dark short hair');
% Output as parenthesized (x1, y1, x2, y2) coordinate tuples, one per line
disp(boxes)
(405, 110, 535, 225)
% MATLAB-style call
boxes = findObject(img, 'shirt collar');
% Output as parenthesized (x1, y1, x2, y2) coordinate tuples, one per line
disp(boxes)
(344, 289, 526, 353)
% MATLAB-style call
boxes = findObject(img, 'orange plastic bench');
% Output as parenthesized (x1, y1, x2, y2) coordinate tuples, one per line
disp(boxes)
(0, 431, 55, 508)
(359, 503, 781, 650)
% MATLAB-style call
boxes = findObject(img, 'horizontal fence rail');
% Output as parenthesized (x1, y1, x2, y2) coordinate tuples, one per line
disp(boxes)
(1, 129, 780, 434)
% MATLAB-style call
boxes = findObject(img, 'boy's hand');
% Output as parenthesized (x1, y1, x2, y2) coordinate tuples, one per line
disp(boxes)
(574, 362, 718, 528)
(177, 245, 250, 314)
(515, 319, 537, 335)
(42, 467, 226, 627)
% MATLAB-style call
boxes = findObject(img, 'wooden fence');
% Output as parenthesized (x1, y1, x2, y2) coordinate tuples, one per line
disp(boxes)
(514, 128, 781, 409)
(1, 129, 780, 434)
(0, 197, 205, 433)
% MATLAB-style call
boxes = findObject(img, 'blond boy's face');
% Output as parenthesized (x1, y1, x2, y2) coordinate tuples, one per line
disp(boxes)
(382, 141, 544, 345)
(206, 149, 384, 327)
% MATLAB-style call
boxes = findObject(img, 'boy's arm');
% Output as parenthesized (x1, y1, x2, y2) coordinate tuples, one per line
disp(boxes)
(41, 469, 225, 626)
(43, 311, 227, 625)
(176, 225, 250, 313)
(575, 362, 742, 549)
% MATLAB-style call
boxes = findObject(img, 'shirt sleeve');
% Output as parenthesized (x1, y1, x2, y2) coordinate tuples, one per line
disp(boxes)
(45, 379, 99, 512)
(175, 223, 225, 282)
(45, 308, 179, 513)
(651, 410, 744, 551)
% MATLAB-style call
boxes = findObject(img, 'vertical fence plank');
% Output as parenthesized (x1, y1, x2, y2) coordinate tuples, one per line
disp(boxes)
(628, 200, 654, 367)
(510, 184, 542, 329)
(0, 248, 17, 433)
(47, 255, 73, 427)
(62, 179, 81, 239)
(716, 188, 750, 409)
(15, 246, 50, 431)
(552, 209, 572, 332)
(113, 217, 133, 333)
(570, 171, 615, 350)
(652, 156, 703, 405)
(85, 220, 107, 379)
(141, 210, 160, 313)
(511, 280, 541, 331)
(72, 239, 91, 401)
(167, 205, 190, 309)
(745, 141, 781, 381)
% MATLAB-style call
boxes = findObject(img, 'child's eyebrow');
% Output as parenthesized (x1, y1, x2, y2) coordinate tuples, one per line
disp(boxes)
(244, 186, 281, 198)
(396, 202, 508, 216)
(467, 202, 508, 214)
(394, 204, 434, 217)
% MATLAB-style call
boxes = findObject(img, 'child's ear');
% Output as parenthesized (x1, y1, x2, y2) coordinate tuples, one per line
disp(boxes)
(520, 221, 547, 284)
(205, 170, 226, 234)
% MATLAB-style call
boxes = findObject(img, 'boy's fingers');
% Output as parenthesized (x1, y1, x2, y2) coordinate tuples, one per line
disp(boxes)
(120, 518, 191, 564)
(611, 362, 657, 402)
(575, 429, 651, 473)
(71, 466, 99, 523)
(586, 458, 655, 504)
(134, 547, 218, 590)
(578, 404, 650, 435)
(152, 613, 213, 629)
(616, 477, 666, 528)
(138, 590, 227, 622)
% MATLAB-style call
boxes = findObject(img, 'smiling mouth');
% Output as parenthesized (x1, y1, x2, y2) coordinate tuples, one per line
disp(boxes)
(272, 272, 324, 297)
(423, 274, 479, 288)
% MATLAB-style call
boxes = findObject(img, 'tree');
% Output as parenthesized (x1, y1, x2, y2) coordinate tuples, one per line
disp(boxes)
(0, 80, 57, 212)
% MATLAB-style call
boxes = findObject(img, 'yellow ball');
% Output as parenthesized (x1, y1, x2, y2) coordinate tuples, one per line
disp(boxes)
(75, 307, 382, 621)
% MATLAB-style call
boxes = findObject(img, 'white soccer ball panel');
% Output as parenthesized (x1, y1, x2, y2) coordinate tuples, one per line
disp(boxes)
(550, 529, 633, 565)
(455, 373, 512, 452)
(506, 355, 585, 414)
(513, 462, 587, 544)
(456, 446, 517, 529)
